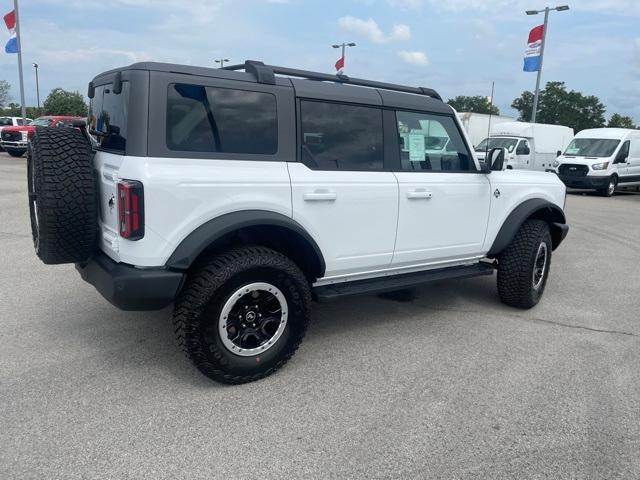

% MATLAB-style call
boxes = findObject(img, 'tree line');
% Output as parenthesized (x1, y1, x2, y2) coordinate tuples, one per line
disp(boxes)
(448, 81, 637, 132)
(0, 79, 87, 118)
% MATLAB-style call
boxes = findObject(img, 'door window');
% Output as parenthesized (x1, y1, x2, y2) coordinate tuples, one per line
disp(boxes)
(166, 84, 277, 155)
(299, 100, 383, 171)
(516, 140, 530, 155)
(395, 111, 473, 171)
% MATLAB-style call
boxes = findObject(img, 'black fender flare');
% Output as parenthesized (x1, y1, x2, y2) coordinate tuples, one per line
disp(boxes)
(488, 199, 567, 256)
(165, 210, 326, 275)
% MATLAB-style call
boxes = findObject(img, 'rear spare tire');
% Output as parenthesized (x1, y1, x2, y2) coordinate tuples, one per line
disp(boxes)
(28, 127, 97, 264)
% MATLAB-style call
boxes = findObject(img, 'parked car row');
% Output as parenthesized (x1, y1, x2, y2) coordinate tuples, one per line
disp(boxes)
(0, 115, 83, 157)
(459, 113, 640, 197)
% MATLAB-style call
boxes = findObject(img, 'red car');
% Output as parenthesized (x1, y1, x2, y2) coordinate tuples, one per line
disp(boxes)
(0, 115, 83, 157)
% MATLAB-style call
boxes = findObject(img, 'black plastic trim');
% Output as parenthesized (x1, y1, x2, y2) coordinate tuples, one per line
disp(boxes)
(165, 210, 326, 275)
(313, 263, 493, 302)
(76, 253, 185, 311)
(488, 199, 567, 255)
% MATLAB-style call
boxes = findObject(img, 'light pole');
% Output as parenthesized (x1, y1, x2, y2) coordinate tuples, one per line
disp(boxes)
(526, 5, 569, 123)
(214, 58, 230, 68)
(332, 42, 356, 74)
(32, 62, 40, 114)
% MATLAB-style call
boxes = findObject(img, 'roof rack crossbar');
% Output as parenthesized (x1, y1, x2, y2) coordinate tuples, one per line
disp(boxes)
(224, 60, 442, 101)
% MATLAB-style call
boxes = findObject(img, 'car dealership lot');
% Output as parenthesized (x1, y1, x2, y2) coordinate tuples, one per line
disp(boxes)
(1, 153, 639, 479)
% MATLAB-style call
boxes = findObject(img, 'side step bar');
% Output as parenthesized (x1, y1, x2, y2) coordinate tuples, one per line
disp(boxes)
(313, 263, 494, 302)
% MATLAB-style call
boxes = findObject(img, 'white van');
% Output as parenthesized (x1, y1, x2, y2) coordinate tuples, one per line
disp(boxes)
(457, 112, 516, 147)
(554, 128, 640, 196)
(476, 122, 573, 171)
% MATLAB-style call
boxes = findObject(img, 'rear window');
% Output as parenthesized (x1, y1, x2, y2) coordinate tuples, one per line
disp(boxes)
(166, 84, 278, 155)
(89, 82, 129, 152)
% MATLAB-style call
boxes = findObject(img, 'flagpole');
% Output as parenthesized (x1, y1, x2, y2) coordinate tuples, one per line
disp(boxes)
(530, 6, 549, 124)
(13, 0, 26, 123)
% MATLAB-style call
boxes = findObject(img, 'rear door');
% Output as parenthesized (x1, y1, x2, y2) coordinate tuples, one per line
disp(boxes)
(390, 109, 491, 267)
(289, 97, 398, 280)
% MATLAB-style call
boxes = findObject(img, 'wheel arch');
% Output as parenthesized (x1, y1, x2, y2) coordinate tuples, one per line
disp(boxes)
(166, 210, 326, 281)
(488, 198, 567, 256)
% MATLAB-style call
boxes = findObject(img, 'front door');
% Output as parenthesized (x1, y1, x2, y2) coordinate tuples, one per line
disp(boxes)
(391, 110, 491, 267)
(289, 99, 399, 279)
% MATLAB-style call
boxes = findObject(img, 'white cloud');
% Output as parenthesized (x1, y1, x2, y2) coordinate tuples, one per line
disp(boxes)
(398, 50, 428, 66)
(337, 16, 410, 44)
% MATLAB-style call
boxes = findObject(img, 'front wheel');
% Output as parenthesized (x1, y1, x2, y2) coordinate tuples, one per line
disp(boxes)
(497, 219, 552, 309)
(173, 246, 311, 384)
(600, 176, 617, 197)
(7, 148, 25, 157)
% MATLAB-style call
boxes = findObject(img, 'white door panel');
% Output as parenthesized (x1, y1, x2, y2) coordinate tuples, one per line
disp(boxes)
(392, 172, 491, 266)
(288, 162, 398, 277)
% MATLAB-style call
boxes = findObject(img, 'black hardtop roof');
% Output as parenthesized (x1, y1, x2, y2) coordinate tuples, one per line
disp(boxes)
(92, 60, 449, 111)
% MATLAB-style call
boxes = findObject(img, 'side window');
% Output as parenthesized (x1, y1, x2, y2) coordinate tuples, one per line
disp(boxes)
(396, 111, 473, 171)
(299, 100, 383, 171)
(619, 140, 630, 159)
(166, 84, 277, 155)
(516, 139, 530, 155)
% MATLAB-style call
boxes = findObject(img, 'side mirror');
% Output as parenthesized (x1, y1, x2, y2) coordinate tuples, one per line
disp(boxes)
(488, 147, 506, 171)
(556, 150, 562, 157)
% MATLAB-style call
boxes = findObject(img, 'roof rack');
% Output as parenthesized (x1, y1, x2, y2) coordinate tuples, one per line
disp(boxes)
(223, 60, 442, 101)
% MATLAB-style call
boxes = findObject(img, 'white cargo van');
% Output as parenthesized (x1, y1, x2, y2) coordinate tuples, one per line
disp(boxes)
(457, 112, 516, 147)
(476, 122, 574, 171)
(554, 128, 640, 196)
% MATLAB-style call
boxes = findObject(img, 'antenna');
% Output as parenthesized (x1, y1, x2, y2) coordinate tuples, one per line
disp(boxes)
(485, 81, 495, 162)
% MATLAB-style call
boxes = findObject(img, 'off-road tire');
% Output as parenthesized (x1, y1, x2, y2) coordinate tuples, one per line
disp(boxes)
(28, 127, 96, 264)
(173, 246, 311, 384)
(497, 219, 552, 309)
(7, 148, 25, 157)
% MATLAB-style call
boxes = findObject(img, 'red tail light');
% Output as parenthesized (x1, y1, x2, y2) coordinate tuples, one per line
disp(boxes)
(117, 180, 144, 240)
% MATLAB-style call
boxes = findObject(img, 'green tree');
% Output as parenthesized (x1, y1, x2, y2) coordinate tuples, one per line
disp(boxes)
(42, 88, 88, 116)
(0, 80, 10, 107)
(511, 81, 606, 132)
(447, 95, 500, 115)
(608, 113, 636, 129)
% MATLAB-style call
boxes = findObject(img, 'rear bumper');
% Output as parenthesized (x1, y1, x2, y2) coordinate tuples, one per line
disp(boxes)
(76, 253, 185, 311)
(558, 174, 608, 189)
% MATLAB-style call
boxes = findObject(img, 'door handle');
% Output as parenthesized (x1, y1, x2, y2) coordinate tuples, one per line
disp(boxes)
(303, 190, 337, 202)
(406, 189, 433, 199)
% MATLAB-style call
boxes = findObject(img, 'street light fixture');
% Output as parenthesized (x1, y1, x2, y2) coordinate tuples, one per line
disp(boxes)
(525, 5, 570, 123)
(332, 42, 356, 74)
(214, 58, 230, 68)
(32, 62, 40, 114)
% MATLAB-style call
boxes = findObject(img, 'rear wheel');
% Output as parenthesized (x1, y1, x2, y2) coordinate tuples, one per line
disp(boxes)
(497, 219, 552, 309)
(173, 246, 311, 384)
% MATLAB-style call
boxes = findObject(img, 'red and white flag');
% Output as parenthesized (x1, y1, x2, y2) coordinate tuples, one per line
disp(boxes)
(334, 56, 344, 72)
(4, 10, 18, 53)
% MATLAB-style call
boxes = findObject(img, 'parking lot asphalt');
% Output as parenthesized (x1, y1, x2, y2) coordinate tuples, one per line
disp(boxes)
(1, 152, 639, 479)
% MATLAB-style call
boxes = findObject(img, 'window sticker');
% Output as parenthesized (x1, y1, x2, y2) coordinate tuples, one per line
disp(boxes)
(408, 132, 426, 161)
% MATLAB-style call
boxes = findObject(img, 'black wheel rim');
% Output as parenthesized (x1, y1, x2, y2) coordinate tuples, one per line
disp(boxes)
(218, 282, 288, 357)
(532, 242, 548, 290)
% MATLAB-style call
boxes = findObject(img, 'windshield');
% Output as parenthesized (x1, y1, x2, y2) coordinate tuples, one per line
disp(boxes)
(30, 118, 54, 127)
(564, 138, 620, 157)
(475, 137, 518, 153)
(0, 117, 12, 126)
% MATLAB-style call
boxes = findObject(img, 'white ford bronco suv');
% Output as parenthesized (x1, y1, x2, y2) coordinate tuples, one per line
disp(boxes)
(27, 61, 568, 384)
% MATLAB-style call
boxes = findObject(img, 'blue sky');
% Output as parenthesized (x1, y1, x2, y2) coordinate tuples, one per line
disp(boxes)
(0, 0, 638, 122)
